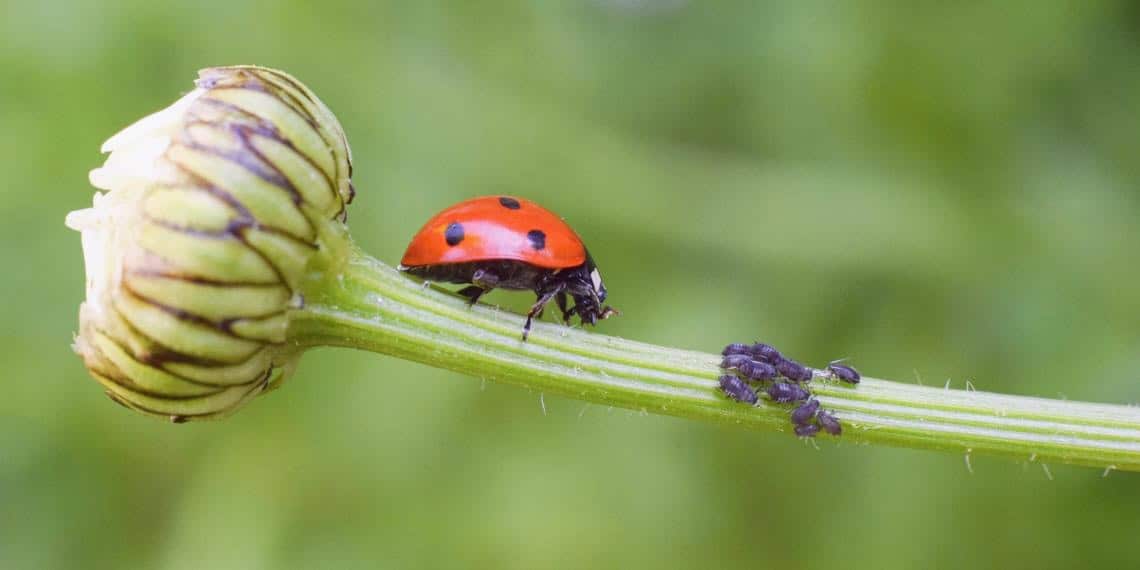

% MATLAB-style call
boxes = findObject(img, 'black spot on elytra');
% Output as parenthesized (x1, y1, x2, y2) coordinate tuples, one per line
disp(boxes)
(498, 196, 521, 210)
(445, 222, 465, 246)
(527, 229, 546, 250)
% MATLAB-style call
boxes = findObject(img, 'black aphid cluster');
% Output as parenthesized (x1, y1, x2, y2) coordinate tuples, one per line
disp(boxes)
(718, 342, 860, 438)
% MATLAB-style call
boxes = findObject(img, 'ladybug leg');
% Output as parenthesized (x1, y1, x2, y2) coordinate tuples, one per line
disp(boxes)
(556, 292, 575, 324)
(459, 268, 501, 307)
(533, 293, 546, 320)
(523, 284, 566, 340)
(471, 268, 500, 290)
(456, 286, 486, 306)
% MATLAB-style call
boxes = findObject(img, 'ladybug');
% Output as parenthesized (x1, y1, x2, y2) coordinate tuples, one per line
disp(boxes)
(399, 196, 617, 340)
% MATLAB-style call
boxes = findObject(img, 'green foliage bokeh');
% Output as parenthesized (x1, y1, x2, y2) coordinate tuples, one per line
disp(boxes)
(2, 1, 1139, 568)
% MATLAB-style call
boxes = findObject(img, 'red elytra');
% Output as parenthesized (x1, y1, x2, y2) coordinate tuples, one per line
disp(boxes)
(400, 196, 587, 268)
(399, 196, 616, 340)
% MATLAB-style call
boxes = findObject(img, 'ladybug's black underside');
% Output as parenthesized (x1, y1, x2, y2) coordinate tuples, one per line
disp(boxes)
(403, 260, 551, 291)
(401, 259, 614, 340)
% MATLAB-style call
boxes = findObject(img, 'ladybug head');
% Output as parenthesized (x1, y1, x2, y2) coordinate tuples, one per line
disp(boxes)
(569, 253, 617, 326)
(589, 266, 607, 303)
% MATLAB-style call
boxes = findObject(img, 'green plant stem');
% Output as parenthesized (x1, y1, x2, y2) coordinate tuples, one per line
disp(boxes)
(289, 244, 1140, 472)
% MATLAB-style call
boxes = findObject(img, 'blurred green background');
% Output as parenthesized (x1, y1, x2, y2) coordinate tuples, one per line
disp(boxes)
(3, 1, 1140, 568)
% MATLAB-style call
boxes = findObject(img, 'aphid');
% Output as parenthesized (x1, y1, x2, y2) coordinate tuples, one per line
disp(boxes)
(827, 362, 861, 384)
(817, 410, 842, 436)
(400, 196, 617, 340)
(790, 399, 820, 425)
(722, 343, 751, 356)
(721, 354, 752, 369)
(739, 359, 777, 381)
(719, 374, 758, 405)
(767, 382, 810, 403)
(775, 358, 813, 382)
(749, 342, 783, 363)
(794, 423, 821, 438)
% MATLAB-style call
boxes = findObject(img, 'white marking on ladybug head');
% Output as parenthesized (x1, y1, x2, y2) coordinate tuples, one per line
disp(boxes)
(590, 268, 603, 292)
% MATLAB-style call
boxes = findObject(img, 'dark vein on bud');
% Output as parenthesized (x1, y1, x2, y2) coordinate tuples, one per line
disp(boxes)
(142, 211, 317, 251)
(90, 367, 229, 401)
(126, 268, 285, 289)
(97, 331, 266, 388)
(174, 138, 313, 238)
(121, 281, 288, 342)
(98, 368, 271, 416)
(179, 121, 300, 201)
(197, 95, 339, 199)
(252, 70, 352, 183)
(165, 168, 256, 222)
(247, 73, 322, 131)
(163, 161, 297, 288)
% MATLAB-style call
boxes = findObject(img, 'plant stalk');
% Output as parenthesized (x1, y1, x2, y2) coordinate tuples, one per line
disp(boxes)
(289, 244, 1140, 472)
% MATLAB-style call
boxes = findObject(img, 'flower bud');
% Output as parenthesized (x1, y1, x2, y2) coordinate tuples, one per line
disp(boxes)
(66, 66, 354, 421)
